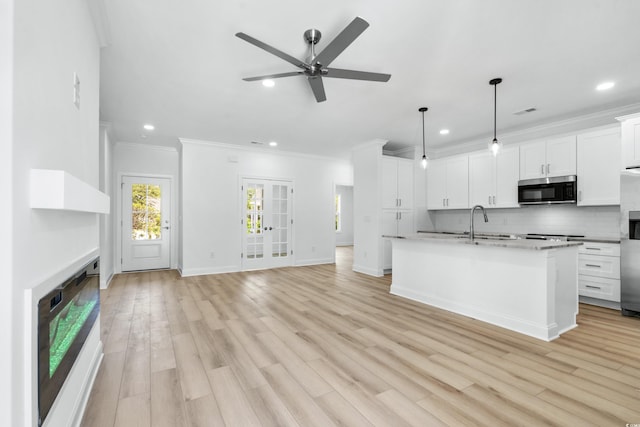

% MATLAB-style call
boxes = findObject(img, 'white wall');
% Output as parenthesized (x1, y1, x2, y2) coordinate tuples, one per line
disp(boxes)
(113, 143, 180, 272)
(431, 205, 620, 238)
(180, 140, 352, 276)
(352, 141, 385, 276)
(99, 125, 115, 287)
(335, 185, 354, 246)
(0, 0, 15, 422)
(10, 0, 102, 425)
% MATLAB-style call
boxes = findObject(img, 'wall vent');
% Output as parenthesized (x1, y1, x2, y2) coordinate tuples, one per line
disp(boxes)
(513, 107, 537, 116)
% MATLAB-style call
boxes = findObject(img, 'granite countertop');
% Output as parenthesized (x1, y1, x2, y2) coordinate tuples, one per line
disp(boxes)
(567, 236, 621, 244)
(385, 232, 583, 250)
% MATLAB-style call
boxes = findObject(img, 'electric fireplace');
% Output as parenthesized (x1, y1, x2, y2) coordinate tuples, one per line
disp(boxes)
(37, 257, 100, 425)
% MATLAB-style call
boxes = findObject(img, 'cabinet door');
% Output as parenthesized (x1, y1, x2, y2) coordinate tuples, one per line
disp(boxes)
(621, 116, 640, 168)
(546, 135, 576, 177)
(397, 210, 414, 236)
(468, 152, 495, 207)
(494, 146, 520, 208)
(426, 159, 447, 209)
(381, 210, 398, 270)
(445, 156, 469, 209)
(381, 157, 398, 209)
(519, 141, 546, 180)
(577, 127, 621, 206)
(396, 159, 414, 209)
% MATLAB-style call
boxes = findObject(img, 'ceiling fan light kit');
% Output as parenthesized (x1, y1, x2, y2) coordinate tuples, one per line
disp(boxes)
(488, 77, 503, 156)
(236, 17, 391, 103)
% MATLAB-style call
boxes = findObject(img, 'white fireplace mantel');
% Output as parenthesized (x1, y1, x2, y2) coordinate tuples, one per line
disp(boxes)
(30, 169, 110, 214)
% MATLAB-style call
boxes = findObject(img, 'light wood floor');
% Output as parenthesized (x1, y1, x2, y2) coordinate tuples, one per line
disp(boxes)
(81, 247, 640, 427)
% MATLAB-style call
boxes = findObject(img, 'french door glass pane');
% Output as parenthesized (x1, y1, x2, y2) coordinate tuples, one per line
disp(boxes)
(131, 184, 162, 240)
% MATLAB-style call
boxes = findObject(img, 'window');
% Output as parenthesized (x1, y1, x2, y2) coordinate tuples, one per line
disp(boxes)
(335, 194, 342, 232)
(131, 184, 162, 240)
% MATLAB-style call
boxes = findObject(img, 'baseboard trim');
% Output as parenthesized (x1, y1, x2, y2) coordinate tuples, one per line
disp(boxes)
(352, 264, 383, 277)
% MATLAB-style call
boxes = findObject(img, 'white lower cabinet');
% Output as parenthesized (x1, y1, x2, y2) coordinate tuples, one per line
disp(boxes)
(578, 242, 620, 302)
(382, 210, 414, 270)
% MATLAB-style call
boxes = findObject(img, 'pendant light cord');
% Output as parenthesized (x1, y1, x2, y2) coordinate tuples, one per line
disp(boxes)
(493, 82, 497, 142)
(421, 110, 426, 155)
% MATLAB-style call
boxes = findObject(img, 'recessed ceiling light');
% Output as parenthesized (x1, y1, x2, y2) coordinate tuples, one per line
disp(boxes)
(439, 129, 450, 135)
(269, 141, 278, 147)
(143, 124, 155, 130)
(262, 80, 275, 88)
(596, 81, 615, 91)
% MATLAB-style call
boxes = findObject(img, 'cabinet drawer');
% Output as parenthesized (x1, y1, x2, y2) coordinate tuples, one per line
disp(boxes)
(578, 242, 620, 256)
(578, 254, 620, 279)
(578, 275, 620, 302)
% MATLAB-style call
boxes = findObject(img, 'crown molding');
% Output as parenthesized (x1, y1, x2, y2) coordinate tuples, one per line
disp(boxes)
(178, 138, 351, 164)
(432, 102, 640, 158)
(114, 142, 178, 153)
(86, 0, 111, 47)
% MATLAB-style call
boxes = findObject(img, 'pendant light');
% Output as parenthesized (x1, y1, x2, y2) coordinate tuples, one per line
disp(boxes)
(488, 78, 503, 156)
(419, 107, 428, 169)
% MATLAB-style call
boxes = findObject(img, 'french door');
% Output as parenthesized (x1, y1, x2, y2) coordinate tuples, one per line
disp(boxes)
(242, 178, 293, 270)
(121, 176, 171, 271)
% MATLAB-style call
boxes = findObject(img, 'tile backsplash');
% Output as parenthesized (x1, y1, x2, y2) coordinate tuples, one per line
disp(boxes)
(430, 205, 620, 238)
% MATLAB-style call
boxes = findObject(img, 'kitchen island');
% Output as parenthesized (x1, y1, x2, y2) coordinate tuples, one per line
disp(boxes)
(388, 233, 582, 341)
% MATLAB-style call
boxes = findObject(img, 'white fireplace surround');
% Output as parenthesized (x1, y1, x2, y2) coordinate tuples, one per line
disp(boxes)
(24, 248, 103, 427)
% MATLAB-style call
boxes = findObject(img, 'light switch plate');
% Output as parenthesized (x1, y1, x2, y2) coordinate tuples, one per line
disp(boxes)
(73, 72, 80, 109)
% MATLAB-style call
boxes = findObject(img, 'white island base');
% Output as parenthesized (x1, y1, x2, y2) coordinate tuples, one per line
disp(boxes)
(389, 237, 579, 341)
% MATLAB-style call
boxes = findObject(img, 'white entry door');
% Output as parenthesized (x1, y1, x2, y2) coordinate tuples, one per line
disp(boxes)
(121, 176, 171, 271)
(242, 178, 293, 270)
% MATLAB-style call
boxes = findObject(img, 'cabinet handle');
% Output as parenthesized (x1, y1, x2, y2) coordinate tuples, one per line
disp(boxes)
(546, 163, 550, 174)
(442, 198, 445, 207)
(446, 198, 449, 207)
(578, 190, 582, 202)
(492, 195, 496, 205)
(585, 285, 601, 289)
(399, 212, 402, 220)
(585, 264, 601, 268)
(585, 247, 601, 251)
(488, 196, 491, 204)
(541, 164, 545, 175)
(399, 198, 402, 207)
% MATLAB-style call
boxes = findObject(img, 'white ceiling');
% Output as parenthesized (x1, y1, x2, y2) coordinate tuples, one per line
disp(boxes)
(99, 0, 640, 159)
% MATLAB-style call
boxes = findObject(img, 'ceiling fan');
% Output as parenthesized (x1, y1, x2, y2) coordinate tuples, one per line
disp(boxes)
(236, 17, 391, 103)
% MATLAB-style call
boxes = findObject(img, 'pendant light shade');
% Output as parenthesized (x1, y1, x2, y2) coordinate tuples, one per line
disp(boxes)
(488, 78, 503, 156)
(419, 107, 428, 169)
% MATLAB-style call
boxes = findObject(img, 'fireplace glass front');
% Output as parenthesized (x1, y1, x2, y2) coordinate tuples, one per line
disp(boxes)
(37, 257, 100, 426)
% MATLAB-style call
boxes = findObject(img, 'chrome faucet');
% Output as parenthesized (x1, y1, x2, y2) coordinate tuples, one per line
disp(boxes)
(469, 205, 489, 240)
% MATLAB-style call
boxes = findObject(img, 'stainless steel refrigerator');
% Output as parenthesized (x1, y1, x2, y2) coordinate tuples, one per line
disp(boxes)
(620, 168, 640, 316)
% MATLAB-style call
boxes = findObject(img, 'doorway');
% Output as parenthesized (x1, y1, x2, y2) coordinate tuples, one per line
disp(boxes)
(121, 176, 172, 271)
(241, 178, 294, 270)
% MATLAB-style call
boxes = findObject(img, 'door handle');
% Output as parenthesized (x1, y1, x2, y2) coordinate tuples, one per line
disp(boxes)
(162, 226, 170, 230)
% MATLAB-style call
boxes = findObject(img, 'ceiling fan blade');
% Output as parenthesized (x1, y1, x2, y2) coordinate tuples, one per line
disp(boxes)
(307, 76, 326, 102)
(314, 17, 369, 67)
(324, 67, 391, 82)
(243, 71, 304, 82)
(236, 32, 309, 70)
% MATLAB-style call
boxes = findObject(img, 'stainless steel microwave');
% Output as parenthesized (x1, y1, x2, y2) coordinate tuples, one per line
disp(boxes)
(517, 175, 577, 205)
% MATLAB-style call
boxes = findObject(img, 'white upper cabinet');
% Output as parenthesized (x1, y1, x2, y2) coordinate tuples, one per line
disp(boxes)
(577, 127, 621, 206)
(520, 136, 577, 180)
(427, 155, 469, 210)
(469, 146, 519, 208)
(382, 156, 414, 209)
(618, 113, 640, 169)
